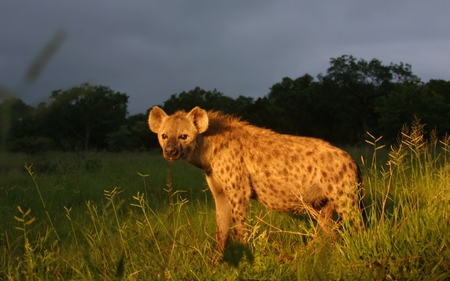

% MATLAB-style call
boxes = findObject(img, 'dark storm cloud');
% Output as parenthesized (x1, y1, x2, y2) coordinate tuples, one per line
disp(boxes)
(1, 1, 449, 114)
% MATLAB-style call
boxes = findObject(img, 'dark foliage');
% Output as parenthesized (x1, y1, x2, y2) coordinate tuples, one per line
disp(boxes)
(2, 55, 450, 153)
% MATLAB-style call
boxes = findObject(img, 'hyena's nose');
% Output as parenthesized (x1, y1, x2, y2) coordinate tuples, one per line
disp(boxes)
(164, 145, 179, 157)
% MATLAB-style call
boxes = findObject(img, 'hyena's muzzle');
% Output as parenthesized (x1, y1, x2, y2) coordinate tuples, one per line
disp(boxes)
(163, 137, 183, 161)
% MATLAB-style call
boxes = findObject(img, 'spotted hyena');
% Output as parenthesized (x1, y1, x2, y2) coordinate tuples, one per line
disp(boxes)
(149, 106, 364, 252)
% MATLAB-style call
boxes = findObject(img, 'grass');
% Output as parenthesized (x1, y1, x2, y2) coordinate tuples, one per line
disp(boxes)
(1, 122, 450, 280)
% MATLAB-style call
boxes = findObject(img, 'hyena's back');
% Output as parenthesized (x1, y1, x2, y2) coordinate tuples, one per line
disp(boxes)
(207, 124, 361, 217)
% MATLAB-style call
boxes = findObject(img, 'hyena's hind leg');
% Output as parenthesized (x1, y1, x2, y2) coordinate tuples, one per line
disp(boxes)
(334, 189, 366, 232)
(316, 201, 339, 241)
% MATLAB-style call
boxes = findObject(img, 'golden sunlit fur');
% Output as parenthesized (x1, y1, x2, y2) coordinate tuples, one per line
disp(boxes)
(149, 106, 364, 252)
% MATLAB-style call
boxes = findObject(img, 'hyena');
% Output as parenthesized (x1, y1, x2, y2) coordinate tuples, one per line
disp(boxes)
(149, 106, 364, 252)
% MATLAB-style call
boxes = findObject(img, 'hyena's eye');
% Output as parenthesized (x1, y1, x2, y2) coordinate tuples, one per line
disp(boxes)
(179, 134, 188, 140)
(161, 134, 168, 139)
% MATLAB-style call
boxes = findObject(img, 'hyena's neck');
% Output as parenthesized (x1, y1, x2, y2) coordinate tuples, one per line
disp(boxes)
(184, 120, 246, 171)
(183, 134, 213, 171)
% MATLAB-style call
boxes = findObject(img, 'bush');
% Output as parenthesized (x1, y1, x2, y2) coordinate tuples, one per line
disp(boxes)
(10, 136, 54, 154)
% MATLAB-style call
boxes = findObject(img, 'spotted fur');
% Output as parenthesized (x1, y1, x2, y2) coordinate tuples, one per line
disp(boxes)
(149, 106, 364, 252)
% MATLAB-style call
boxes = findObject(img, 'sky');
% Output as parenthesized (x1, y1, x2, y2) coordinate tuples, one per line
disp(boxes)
(1, 1, 449, 115)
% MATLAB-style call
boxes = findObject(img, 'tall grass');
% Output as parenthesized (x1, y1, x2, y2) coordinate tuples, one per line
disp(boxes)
(1, 122, 450, 280)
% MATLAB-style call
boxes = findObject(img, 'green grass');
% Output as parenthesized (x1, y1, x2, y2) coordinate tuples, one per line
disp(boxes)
(1, 123, 450, 280)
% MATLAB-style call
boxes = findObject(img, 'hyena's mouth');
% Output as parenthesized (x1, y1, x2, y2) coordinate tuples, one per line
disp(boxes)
(164, 155, 181, 162)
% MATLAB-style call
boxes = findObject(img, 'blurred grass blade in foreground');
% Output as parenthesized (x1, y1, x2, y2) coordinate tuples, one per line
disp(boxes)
(24, 29, 67, 84)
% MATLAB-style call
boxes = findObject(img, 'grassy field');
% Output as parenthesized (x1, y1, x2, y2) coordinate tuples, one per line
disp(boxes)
(1, 124, 450, 280)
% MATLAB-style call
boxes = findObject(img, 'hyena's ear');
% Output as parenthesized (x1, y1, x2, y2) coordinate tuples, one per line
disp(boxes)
(148, 106, 168, 133)
(187, 107, 209, 134)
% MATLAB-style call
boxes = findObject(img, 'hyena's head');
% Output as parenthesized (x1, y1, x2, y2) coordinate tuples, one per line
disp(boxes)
(148, 106, 209, 162)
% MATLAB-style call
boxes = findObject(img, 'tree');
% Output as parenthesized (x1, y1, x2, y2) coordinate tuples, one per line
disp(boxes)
(376, 80, 450, 140)
(48, 83, 129, 151)
(264, 74, 317, 135)
(241, 97, 293, 133)
(0, 98, 33, 148)
(318, 55, 421, 142)
(162, 87, 237, 114)
(106, 113, 157, 151)
(154, 55, 449, 145)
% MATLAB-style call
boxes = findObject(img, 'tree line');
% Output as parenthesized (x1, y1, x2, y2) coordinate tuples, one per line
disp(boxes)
(1, 55, 450, 154)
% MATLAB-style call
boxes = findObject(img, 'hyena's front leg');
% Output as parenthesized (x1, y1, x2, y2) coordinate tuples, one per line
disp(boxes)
(206, 175, 232, 252)
(227, 189, 250, 246)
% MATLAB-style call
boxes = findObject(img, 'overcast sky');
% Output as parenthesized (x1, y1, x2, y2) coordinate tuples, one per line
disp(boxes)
(1, 1, 449, 115)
